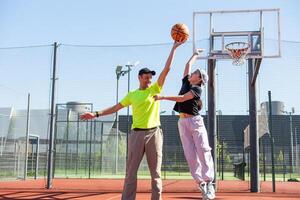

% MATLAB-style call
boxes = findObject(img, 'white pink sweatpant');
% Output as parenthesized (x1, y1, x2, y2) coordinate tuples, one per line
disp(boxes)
(178, 115, 215, 183)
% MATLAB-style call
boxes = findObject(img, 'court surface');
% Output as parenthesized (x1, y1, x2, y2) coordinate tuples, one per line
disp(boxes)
(0, 179, 299, 199)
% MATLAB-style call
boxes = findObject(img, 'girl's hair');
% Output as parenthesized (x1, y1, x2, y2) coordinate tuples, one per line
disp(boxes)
(196, 80, 203, 87)
(197, 99, 203, 110)
(196, 69, 203, 86)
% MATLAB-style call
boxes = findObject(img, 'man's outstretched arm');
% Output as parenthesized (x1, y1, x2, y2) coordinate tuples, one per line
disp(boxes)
(80, 103, 124, 120)
(157, 42, 183, 87)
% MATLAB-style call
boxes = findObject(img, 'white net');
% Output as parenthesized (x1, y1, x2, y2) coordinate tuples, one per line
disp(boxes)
(225, 42, 250, 66)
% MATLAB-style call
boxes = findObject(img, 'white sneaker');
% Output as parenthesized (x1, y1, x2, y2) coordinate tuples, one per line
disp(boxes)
(198, 182, 207, 200)
(206, 182, 216, 200)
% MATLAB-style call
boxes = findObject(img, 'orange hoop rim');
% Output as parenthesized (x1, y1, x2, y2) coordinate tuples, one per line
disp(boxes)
(225, 42, 250, 53)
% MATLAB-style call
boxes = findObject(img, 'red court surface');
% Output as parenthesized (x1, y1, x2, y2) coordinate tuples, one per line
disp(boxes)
(0, 179, 299, 199)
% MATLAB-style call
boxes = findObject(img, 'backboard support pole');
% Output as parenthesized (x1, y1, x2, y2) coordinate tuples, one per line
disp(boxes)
(251, 58, 262, 86)
(248, 58, 260, 192)
(207, 59, 217, 186)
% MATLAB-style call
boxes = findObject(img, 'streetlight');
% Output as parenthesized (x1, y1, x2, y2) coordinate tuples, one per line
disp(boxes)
(124, 61, 139, 160)
(115, 61, 139, 173)
(115, 65, 126, 174)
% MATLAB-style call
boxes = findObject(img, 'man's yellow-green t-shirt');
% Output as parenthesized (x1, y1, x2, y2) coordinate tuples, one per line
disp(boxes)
(120, 82, 162, 129)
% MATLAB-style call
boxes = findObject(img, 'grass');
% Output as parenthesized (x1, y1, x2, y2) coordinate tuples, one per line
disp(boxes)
(1, 168, 299, 182)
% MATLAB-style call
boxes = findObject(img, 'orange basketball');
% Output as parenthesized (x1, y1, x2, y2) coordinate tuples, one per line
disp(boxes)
(171, 23, 189, 43)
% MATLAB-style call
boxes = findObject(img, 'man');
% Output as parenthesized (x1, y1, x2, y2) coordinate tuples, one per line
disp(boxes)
(154, 50, 215, 200)
(80, 42, 182, 200)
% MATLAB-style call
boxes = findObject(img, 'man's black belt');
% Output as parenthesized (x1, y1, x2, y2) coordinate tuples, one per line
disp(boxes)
(133, 126, 159, 131)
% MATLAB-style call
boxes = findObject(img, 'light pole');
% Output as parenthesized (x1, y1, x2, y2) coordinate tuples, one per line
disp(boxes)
(115, 65, 126, 174)
(124, 61, 139, 160)
(282, 107, 295, 173)
(115, 62, 139, 172)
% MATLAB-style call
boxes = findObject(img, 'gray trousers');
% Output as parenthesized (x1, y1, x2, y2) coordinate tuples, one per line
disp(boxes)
(122, 127, 163, 200)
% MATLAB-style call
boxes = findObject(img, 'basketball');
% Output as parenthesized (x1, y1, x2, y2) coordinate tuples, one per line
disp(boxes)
(171, 23, 189, 43)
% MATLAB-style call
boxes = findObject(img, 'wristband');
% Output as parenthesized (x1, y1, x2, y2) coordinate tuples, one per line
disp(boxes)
(95, 111, 99, 117)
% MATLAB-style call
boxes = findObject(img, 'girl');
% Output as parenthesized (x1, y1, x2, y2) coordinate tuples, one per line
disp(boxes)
(154, 50, 215, 200)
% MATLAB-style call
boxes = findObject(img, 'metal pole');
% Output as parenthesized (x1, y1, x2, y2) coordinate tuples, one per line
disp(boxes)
(31, 142, 34, 175)
(248, 59, 259, 192)
(277, 10, 281, 57)
(283, 147, 286, 181)
(217, 112, 220, 177)
(242, 147, 246, 180)
(247, 150, 250, 177)
(100, 122, 104, 174)
(221, 139, 224, 180)
(89, 120, 92, 178)
(281, 146, 285, 181)
(289, 113, 294, 173)
(93, 120, 96, 172)
(35, 136, 39, 179)
(65, 109, 70, 175)
(193, 12, 196, 53)
(218, 142, 221, 177)
(89, 103, 94, 178)
(126, 65, 131, 160)
(263, 139, 266, 181)
(85, 121, 88, 175)
(295, 127, 298, 173)
(14, 142, 17, 175)
(115, 76, 119, 174)
(194, 8, 280, 15)
(207, 59, 217, 185)
(52, 105, 58, 179)
(47, 42, 58, 189)
(76, 114, 79, 175)
(268, 91, 276, 192)
(24, 93, 31, 180)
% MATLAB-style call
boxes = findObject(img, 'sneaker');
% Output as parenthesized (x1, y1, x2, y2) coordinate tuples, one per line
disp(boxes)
(198, 182, 207, 200)
(206, 182, 216, 200)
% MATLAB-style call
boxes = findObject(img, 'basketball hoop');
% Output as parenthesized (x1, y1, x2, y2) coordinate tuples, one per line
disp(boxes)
(225, 42, 250, 66)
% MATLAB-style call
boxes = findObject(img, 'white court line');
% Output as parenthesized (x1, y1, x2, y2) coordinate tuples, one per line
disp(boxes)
(105, 194, 121, 200)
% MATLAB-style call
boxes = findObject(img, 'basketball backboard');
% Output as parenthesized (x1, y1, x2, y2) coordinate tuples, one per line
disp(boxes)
(193, 9, 281, 60)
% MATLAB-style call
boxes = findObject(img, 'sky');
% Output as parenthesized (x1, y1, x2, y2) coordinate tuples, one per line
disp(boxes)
(0, 0, 300, 115)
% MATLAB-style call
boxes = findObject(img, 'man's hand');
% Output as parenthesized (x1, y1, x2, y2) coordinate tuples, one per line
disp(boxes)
(173, 41, 184, 49)
(153, 95, 163, 101)
(80, 112, 96, 120)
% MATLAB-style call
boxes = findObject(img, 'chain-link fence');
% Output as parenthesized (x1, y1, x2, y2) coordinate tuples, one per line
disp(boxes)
(0, 45, 52, 180)
(1, 41, 300, 181)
